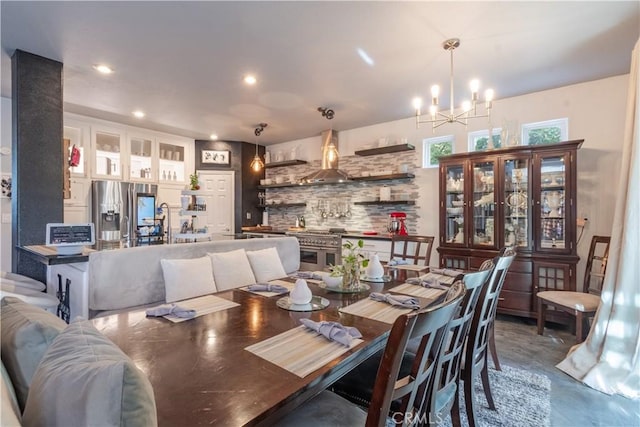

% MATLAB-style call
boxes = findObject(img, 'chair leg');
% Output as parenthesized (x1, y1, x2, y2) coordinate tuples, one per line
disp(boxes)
(451, 380, 462, 427)
(488, 321, 501, 371)
(576, 312, 584, 343)
(537, 300, 546, 335)
(480, 357, 496, 410)
(463, 369, 478, 427)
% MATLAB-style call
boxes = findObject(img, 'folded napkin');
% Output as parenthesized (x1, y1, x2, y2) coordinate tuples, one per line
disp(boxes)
(295, 271, 324, 280)
(247, 283, 289, 293)
(299, 319, 362, 347)
(405, 277, 449, 290)
(429, 268, 464, 277)
(388, 258, 411, 266)
(370, 292, 420, 309)
(146, 303, 196, 319)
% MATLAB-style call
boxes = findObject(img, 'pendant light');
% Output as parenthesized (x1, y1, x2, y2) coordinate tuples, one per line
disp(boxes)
(250, 123, 267, 172)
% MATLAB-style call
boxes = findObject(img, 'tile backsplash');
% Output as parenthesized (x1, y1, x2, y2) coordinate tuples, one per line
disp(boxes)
(263, 150, 420, 233)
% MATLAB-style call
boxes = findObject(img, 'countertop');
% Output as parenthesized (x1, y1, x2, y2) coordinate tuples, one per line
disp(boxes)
(19, 245, 94, 265)
(242, 229, 392, 240)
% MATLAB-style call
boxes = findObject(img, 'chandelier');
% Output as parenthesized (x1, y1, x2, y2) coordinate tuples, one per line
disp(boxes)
(412, 38, 494, 130)
(250, 123, 267, 172)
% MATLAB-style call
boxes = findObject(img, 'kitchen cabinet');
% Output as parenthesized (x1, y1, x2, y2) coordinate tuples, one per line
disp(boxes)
(91, 125, 125, 179)
(127, 134, 155, 182)
(64, 120, 90, 177)
(158, 139, 191, 185)
(437, 139, 583, 319)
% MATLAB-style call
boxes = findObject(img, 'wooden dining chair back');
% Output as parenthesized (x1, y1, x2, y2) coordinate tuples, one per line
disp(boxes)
(460, 250, 515, 427)
(428, 269, 492, 425)
(366, 284, 465, 426)
(537, 235, 611, 343)
(389, 235, 435, 266)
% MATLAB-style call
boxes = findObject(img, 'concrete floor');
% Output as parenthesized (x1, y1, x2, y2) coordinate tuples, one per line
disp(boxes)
(493, 314, 640, 427)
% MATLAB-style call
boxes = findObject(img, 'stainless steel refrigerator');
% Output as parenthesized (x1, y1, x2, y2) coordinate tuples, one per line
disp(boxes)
(91, 180, 158, 250)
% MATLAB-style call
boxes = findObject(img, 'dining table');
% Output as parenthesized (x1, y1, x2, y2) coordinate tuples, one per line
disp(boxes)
(93, 269, 452, 426)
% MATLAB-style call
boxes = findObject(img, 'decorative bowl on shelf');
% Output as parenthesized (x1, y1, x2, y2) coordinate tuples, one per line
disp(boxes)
(451, 200, 464, 207)
(446, 207, 464, 215)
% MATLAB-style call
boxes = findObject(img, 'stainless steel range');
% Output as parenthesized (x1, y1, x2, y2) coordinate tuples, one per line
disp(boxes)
(286, 229, 343, 271)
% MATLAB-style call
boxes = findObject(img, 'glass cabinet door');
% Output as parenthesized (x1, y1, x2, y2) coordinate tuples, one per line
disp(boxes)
(471, 159, 496, 247)
(64, 121, 89, 177)
(158, 141, 186, 183)
(536, 153, 568, 250)
(92, 129, 123, 179)
(443, 163, 465, 245)
(128, 136, 154, 182)
(503, 157, 530, 249)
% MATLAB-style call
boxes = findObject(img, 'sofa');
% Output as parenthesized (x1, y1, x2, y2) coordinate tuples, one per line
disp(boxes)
(88, 236, 300, 317)
(1, 296, 157, 427)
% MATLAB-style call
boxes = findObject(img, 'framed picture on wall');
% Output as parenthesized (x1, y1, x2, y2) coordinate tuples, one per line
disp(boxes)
(202, 150, 230, 165)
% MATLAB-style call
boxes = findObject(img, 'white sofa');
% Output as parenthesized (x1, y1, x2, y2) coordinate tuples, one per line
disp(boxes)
(87, 236, 300, 317)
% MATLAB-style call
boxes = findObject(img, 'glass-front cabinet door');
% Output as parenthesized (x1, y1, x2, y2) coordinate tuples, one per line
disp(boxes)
(158, 140, 187, 184)
(535, 152, 570, 252)
(128, 135, 154, 182)
(470, 159, 496, 248)
(442, 162, 465, 245)
(92, 127, 123, 179)
(502, 156, 530, 249)
(64, 120, 90, 177)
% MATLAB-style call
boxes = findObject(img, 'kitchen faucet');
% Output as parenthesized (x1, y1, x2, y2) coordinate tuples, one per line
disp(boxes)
(158, 202, 172, 244)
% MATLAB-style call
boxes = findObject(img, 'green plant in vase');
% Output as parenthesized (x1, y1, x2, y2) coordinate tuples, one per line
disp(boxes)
(330, 239, 369, 290)
(189, 173, 200, 190)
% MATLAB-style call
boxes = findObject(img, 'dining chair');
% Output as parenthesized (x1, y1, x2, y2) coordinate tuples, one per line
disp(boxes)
(389, 235, 435, 266)
(537, 235, 611, 343)
(459, 249, 515, 427)
(478, 258, 501, 372)
(274, 284, 466, 427)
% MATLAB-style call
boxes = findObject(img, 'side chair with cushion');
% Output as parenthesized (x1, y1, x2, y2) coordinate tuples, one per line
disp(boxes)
(537, 235, 611, 343)
(275, 284, 466, 427)
(459, 249, 515, 427)
(389, 235, 435, 266)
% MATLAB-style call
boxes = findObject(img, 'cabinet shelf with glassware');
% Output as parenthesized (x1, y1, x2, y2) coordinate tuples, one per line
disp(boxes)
(437, 140, 583, 320)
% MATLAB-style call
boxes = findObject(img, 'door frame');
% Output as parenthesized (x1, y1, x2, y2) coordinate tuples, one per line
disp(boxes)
(196, 170, 235, 235)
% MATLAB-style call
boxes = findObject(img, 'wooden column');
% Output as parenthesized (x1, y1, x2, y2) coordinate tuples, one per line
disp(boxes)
(11, 50, 63, 281)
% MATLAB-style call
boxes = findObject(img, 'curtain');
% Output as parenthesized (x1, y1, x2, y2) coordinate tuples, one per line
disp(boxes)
(556, 39, 640, 399)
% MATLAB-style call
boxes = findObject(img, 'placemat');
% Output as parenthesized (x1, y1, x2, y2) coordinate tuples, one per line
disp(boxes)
(388, 263, 429, 272)
(240, 279, 295, 297)
(245, 325, 363, 377)
(339, 298, 415, 324)
(165, 294, 240, 323)
(388, 283, 446, 300)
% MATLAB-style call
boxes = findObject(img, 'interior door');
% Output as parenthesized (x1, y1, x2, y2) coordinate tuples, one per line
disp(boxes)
(196, 170, 234, 235)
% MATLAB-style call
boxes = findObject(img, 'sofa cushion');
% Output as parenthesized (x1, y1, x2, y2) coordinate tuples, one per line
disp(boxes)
(1, 362, 21, 427)
(246, 247, 288, 282)
(22, 321, 157, 427)
(208, 249, 256, 291)
(0, 296, 67, 410)
(160, 256, 217, 303)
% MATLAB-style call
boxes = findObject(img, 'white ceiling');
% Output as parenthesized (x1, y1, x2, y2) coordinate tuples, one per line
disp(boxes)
(1, 1, 638, 145)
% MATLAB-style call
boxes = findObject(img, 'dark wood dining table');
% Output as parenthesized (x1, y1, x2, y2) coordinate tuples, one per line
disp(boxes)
(93, 270, 437, 426)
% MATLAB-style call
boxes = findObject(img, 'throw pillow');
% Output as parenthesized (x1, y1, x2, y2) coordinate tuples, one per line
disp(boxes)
(22, 321, 157, 427)
(246, 247, 287, 282)
(0, 297, 66, 410)
(208, 249, 256, 291)
(160, 256, 217, 303)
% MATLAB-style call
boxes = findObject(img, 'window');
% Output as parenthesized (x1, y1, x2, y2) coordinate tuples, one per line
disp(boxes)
(522, 118, 568, 145)
(468, 128, 503, 152)
(423, 135, 454, 168)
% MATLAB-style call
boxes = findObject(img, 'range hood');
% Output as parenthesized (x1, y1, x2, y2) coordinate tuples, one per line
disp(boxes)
(300, 130, 351, 184)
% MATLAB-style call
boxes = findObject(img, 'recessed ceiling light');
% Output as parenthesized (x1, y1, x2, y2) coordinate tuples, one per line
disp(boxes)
(210, 134, 218, 140)
(243, 74, 257, 85)
(133, 111, 145, 119)
(93, 64, 113, 74)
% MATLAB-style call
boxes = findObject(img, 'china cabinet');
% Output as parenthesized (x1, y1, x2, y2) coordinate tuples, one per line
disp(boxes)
(437, 139, 583, 319)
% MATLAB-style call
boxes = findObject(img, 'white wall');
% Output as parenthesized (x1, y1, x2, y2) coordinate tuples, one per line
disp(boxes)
(1, 97, 12, 272)
(268, 74, 630, 280)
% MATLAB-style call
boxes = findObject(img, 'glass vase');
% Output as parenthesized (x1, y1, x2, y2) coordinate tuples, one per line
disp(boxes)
(342, 263, 361, 291)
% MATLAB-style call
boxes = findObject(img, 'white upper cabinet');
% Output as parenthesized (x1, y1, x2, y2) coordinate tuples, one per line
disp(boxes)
(64, 119, 90, 177)
(128, 134, 155, 182)
(92, 125, 125, 179)
(158, 139, 191, 185)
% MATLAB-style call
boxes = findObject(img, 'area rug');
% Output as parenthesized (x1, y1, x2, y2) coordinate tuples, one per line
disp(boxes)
(441, 365, 551, 427)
